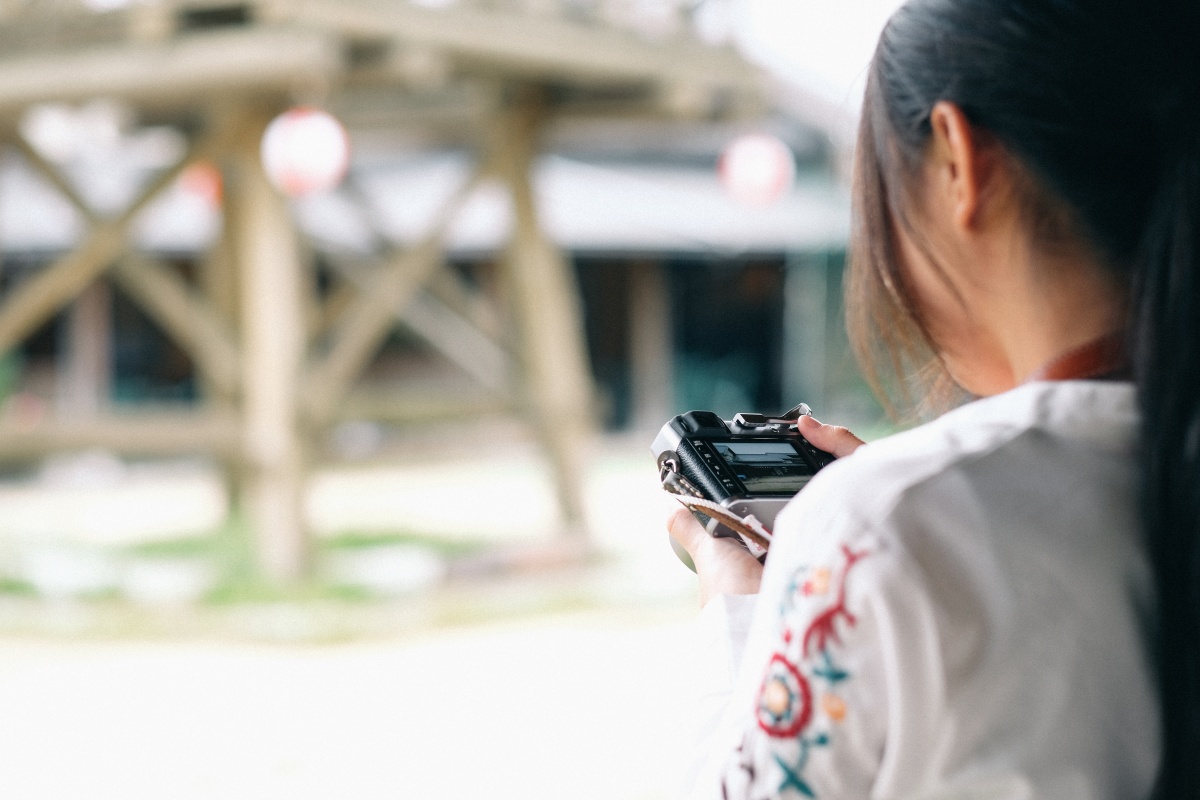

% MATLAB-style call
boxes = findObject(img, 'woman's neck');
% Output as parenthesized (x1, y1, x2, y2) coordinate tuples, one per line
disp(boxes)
(996, 254, 1128, 386)
(939, 243, 1128, 395)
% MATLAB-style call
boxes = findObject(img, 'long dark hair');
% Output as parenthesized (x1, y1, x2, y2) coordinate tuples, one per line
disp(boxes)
(849, 0, 1200, 794)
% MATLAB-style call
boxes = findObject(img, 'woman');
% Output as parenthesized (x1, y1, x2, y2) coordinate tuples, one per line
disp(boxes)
(671, 0, 1199, 797)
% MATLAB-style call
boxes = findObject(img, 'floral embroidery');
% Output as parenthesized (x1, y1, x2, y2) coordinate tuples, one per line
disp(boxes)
(729, 543, 871, 799)
(801, 567, 831, 597)
(756, 654, 813, 737)
(723, 735, 758, 799)
(810, 648, 850, 685)
(801, 545, 869, 657)
(820, 693, 847, 722)
(773, 732, 829, 798)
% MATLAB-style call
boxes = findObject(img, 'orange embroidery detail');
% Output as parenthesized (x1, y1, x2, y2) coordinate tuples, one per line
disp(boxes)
(802, 567, 831, 596)
(821, 693, 846, 722)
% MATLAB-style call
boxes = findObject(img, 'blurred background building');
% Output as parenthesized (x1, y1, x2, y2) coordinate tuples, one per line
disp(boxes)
(0, 1, 899, 798)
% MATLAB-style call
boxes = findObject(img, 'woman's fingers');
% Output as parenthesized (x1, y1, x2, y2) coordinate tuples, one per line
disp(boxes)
(667, 506, 708, 558)
(797, 414, 866, 459)
(665, 415, 864, 606)
(668, 506, 765, 605)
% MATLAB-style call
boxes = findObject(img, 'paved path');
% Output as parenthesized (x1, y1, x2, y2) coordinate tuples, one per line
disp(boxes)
(0, 608, 705, 800)
(0, 438, 713, 798)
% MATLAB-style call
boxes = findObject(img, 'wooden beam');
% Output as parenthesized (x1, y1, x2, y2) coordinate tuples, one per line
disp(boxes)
(0, 221, 127, 354)
(425, 262, 506, 342)
(337, 388, 509, 426)
(282, 0, 762, 93)
(400, 291, 512, 395)
(0, 27, 341, 112)
(315, 279, 358, 338)
(301, 170, 484, 425)
(0, 122, 230, 355)
(12, 136, 95, 221)
(111, 254, 242, 399)
(321, 255, 512, 395)
(0, 412, 240, 461)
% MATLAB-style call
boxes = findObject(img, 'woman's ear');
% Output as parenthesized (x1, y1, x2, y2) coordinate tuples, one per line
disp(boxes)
(928, 101, 986, 231)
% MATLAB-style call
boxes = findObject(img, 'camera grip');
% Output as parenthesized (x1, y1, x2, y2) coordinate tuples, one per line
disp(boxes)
(675, 441, 727, 501)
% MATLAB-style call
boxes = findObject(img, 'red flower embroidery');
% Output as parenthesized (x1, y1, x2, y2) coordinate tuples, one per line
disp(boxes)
(801, 545, 869, 657)
(756, 654, 813, 737)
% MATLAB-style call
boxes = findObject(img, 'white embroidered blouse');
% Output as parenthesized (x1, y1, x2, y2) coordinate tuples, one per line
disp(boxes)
(687, 380, 1160, 799)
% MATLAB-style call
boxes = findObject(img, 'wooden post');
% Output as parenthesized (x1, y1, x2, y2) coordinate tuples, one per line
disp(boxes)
(206, 153, 248, 533)
(497, 88, 595, 539)
(199, 180, 242, 398)
(227, 114, 309, 583)
(782, 251, 829, 410)
(56, 280, 111, 419)
(628, 259, 673, 431)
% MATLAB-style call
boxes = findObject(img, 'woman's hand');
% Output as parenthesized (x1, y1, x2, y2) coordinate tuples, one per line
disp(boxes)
(668, 415, 866, 608)
(668, 507, 765, 607)
(796, 414, 866, 458)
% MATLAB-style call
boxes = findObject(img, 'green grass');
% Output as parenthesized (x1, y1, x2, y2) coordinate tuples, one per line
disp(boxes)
(57, 509, 495, 608)
(321, 530, 488, 558)
(123, 536, 225, 559)
(155, 514, 489, 606)
(0, 512, 646, 638)
(0, 576, 37, 596)
(202, 576, 376, 605)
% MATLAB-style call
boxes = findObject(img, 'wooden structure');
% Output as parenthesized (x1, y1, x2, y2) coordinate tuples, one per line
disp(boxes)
(0, 0, 763, 582)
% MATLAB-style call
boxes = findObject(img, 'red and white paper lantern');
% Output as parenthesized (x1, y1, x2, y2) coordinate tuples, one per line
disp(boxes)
(260, 107, 351, 197)
(718, 133, 796, 208)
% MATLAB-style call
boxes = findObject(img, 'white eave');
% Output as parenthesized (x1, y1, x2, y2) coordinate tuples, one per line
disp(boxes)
(0, 152, 849, 258)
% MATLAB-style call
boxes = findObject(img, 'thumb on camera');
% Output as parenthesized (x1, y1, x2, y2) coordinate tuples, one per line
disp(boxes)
(797, 414, 865, 459)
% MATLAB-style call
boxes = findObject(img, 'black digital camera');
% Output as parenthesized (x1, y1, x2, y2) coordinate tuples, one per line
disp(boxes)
(651, 405, 835, 568)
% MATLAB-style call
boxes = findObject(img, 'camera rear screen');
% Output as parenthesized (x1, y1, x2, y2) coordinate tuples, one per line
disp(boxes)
(711, 441, 814, 495)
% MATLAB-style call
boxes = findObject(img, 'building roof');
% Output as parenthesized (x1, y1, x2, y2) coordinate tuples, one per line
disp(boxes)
(0, 147, 847, 258)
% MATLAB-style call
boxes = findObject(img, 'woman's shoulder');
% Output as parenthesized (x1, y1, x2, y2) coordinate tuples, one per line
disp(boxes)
(773, 380, 1138, 559)
(746, 381, 1154, 800)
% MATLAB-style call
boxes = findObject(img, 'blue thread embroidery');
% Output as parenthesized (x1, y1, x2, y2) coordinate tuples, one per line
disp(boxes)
(811, 649, 850, 685)
(774, 734, 830, 798)
(766, 547, 869, 798)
